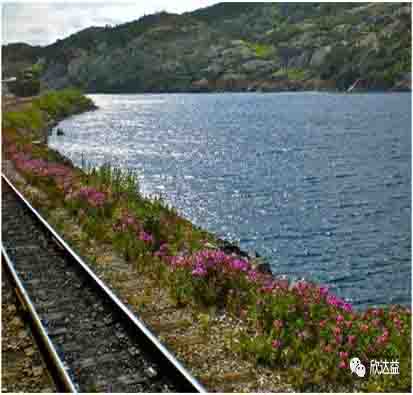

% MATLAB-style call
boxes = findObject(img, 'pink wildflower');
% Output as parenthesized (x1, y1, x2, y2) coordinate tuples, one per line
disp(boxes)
(273, 320, 284, 330)
(339, 351, 349, 360)
(192, 265, 207, 277)
(344, 321, 353, 329)
(154, 244, 169, 258)
(376, 329, 390, 346)
(247, 270, 260, 283)
(77, 187, 107, 207)
(372, 308, 383, 317)
(229, 258, 250, 272)
(271, 339, 282, 349)
(393, 318, 402, 330)
(339, 360, 347, 369)
(324, 344, 333, 353)
(139, 231, 154, 244)
(347, 335, 357, 346)
(360, 324, 369, 333)
(372, 318, 381, 328)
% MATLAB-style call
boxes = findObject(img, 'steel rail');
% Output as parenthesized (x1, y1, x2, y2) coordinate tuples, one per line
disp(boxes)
(2, 173, 207, 393)
(2, 247, 78, 393)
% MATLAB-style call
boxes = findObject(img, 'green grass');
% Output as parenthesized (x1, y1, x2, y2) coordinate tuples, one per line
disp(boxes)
(250, 43, 274, 58)
(32, 89, 94, 118)
(239, 40, 275, 59)
(86, 163, 141, 201)
(2, 88, 94, 134)
(272, 67, 309, 81)
(3, 107, 44, 132)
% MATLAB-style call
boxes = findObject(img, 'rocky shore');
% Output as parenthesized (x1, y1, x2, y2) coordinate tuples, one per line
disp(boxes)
(43, 104, 97, 143)
(189, 76, 411, 93)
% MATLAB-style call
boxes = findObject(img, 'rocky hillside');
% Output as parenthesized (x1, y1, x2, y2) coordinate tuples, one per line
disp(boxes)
(3, 2, 411, 92)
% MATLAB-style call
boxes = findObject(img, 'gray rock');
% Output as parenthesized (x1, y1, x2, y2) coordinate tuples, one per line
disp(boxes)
(401, 72, 411, 81)
(160, 60, 182, 73)
(24, 347, 35, 356)
(145, 366, 157, 378)
(240, 59, 276, 74)
(221, 45, 255, 64)
(310, 45, 332, 68)
(221, 72, 247, 81)
(191, 78, 210, 92)
(288, 51, 311, 68)
(203, 63, 223, 78)
(394, 5, 411, 17)
(41, 62, 70, 90)
(271, 69, 288, 81)
(32, 366, 44, 377)
(358, 32, 379, 51)
(256, 261, 272, 275)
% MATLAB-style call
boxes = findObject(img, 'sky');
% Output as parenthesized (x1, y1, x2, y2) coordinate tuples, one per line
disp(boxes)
(2, 1, 218, 46)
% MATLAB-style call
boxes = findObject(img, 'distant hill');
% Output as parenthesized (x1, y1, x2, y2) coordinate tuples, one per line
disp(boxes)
(2, 2, 411, 92)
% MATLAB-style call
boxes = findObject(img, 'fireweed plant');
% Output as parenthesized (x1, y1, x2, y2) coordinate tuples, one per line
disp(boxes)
(2, 94, 411, 392)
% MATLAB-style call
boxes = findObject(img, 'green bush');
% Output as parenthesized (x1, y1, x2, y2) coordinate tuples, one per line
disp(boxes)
(3, 107, 44, 132)
(32, 89, 94, 119)
(243, 41, 275, 58)
(272, 67, 309, 81)
(3, 89, 93, 133)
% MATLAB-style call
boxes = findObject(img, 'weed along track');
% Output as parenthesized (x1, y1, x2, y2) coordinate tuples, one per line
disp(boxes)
(1, 175, 206, 393)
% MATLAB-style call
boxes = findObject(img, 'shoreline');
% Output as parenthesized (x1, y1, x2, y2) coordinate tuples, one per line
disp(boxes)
(2, 89, 411, 392)
(82, 87, 412, 95)
(44, 96, 272, 275)
(50, 90, 410, 311)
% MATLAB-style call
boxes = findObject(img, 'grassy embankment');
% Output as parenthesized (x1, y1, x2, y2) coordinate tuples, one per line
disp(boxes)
(2, 89, 411, 392)
(3, 89, 96, 136)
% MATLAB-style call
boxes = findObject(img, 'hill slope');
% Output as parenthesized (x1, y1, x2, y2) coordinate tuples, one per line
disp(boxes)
(2, 2, 411, 92)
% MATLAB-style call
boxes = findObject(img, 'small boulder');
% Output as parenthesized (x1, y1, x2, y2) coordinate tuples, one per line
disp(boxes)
(310, 45, 332, 68)
(255, 260, 273, 275)
(191, 78, 210, 92)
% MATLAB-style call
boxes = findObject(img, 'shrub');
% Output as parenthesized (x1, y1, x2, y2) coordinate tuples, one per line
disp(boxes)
(272, 67, 309, 81)
(244, 41, 275, 58)
(32, 89, 94, 119)
(3, 107, 44, 132)
(3, 89, 94, 134)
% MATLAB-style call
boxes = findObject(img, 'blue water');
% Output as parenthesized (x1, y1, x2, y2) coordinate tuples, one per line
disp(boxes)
(49, 92, 411, 309)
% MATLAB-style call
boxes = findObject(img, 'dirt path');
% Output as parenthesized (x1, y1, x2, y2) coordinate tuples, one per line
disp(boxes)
(2, 96, 36, 112)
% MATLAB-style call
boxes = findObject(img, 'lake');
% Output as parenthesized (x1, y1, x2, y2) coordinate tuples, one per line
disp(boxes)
(49, 92, 411, 309)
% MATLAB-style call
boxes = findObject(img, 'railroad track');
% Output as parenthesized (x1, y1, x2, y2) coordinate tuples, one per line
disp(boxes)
(2, 266, 57, 393)
(1, 174, 206, 393)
